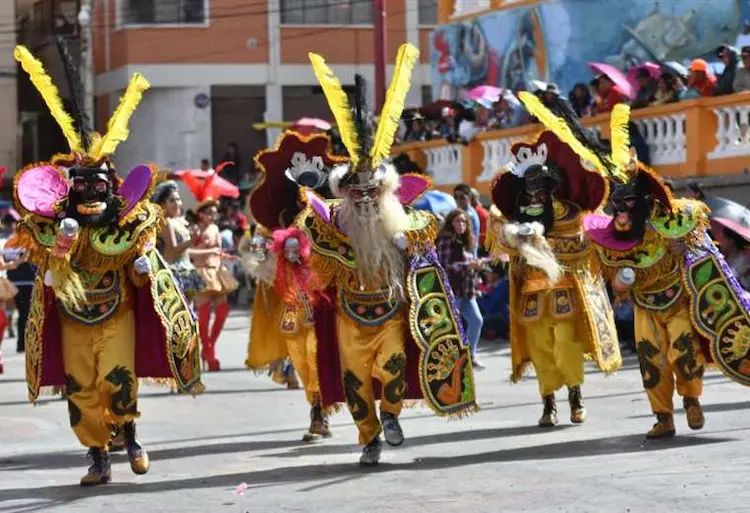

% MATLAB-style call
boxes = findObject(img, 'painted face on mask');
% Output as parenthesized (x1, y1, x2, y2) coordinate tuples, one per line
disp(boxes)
(611, 182, 650, 242)
(250, 235, 269, 261)
(346, 184, 381, 216)
(284, 237, 301, 263)
(514, 166, 555, 232)
(65, 166, 120, 226)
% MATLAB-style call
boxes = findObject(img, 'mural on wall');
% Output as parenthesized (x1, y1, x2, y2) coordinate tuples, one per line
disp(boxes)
(431, 0, 747, 100)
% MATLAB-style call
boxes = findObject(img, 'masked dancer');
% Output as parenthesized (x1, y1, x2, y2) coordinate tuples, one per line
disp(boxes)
(485, 92, 622, 427)
(242, 130, 347, 441)
(580, 104, 750, 438)
(290, 45, 477, 465)
(9, 43, 202, 486)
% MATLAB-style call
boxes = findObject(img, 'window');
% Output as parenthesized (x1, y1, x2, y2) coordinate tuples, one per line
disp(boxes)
(119, 0, 207, 26)
(280, 0, 372, 25)
(418, 0, 438, 25)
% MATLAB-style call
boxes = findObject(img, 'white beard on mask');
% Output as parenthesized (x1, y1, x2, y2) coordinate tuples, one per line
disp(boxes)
(337, 172, 409, 299)
(501, 221, 562, 285)
(239, 237, 278, 286)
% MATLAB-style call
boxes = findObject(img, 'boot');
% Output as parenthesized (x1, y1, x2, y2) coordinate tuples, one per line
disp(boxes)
(270, 361, 287, 386)
(359, 437, 382, 466)
(197, 303, 213, 370)
(80, 448, 111, 486)
(538, 394, 558, 427)
(303, 401, 332, 441)
(568, 385, 587, 424)
(207, 302, 229, 371)
(109, 426, 126, 452)
(0, 311, 7, 375)
(646, 413, 676, 439)
(380, 411, 404, 447)
(123, 421, 150, 475)
(683, 397, 705, 430)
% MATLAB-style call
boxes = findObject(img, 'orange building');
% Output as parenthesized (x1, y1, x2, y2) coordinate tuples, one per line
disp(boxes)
(16, 0, 439, 174)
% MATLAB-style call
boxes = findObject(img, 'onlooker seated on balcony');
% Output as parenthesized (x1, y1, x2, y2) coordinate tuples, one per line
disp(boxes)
(404, 113, 433, 142)
(716, 45, 740, 96)
(457, 100, 492, 142)
(733, 47, 750, 93)
(682, 59, 717, 99)
(569, 83, 594, 117)
(632, 67, 658, 109)
(650, 72, 681, 106)
(595, 74, 627, 113)
(488, 93, 526, 129)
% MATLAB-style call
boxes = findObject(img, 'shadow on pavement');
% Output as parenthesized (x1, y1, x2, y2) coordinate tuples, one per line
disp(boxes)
(0, 432, 734, 511)
(628, 400, 750, 420)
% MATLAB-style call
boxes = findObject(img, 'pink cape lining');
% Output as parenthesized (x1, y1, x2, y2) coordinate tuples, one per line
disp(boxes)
(39, 282, 173, 387)
(583, 213, 642, 251)
(313, 289, 423, 408)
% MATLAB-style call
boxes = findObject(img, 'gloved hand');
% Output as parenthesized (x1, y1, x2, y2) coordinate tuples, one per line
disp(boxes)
(134, 255, 151, 275)
(44, 269, 53, 287)
(393, 232, 407, 251)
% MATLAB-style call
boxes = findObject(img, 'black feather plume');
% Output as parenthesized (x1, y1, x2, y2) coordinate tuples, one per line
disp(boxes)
(57, 37, 93, 152)
(353, 74, 372, 160)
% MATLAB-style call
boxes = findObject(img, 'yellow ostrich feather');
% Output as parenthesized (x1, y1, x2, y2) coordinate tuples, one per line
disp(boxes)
(370, 43, 419, 168)
(518, 92, 607, 175)
(308, 52, 360, 167)
(90, 73, 151, 159)
(14, 45, 81, 153)
(609, 103, 633, 182)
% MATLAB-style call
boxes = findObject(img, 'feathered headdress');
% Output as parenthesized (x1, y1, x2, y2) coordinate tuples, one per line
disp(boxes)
(308, 43, 419, 189)
(518, 93, 672, 210)
(14, 39, 150, 164)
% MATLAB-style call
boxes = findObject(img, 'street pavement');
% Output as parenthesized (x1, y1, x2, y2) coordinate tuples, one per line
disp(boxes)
(1, 311, 750, 513)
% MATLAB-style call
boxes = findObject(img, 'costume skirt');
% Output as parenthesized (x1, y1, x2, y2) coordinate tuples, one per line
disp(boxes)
(196, 266, 239, 296)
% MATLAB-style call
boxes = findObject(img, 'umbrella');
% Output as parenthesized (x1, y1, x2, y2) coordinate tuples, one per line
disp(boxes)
(627, 62, 661, 85)
(529, 80, 548, 93)
(713, 216, 750, 244)
(588, 62, 635, 100)
(291, 117, 331, 134)
(171, 162, 240, 201)
(413, 190, 457, 218)
(703, 196, 750, 223)
(465, 85, 503, 103)
(663, 61, 688, 78)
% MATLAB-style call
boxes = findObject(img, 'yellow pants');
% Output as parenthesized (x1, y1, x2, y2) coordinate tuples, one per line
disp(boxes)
(634, 302, 705, 414)
(286, 326, 320, 405)
(522, 311, 584, 397)
(336, 311, 407, 445)
(61, 307, 138, 448)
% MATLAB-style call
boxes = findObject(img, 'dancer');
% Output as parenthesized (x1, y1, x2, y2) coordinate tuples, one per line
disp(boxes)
(485, 92, 621, 427)
(580, 103, 750, 438)
(191, 197, 239, 371)
(0, 242, 24, 374)
(10, 42, 202, 485)
(244, 130, 348, 440)
(151, 180, 206, 302)
(297, 45, 476, 465)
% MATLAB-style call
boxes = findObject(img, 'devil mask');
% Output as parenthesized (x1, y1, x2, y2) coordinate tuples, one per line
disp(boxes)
(610, 178, 652, 242)
(514, 165, 558, 233)
(65, 164, 121, 226)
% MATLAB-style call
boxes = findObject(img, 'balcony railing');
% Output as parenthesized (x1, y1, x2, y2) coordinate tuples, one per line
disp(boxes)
(393, 93, 750, 194)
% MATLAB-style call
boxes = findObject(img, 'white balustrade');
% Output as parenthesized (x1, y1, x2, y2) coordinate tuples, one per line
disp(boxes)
(633, 114, 686, 166)
(478, 136, 518, 182)
(423, 144, 463, 185)
(451, 0, 491, 18)
(708, 104, 750, 159)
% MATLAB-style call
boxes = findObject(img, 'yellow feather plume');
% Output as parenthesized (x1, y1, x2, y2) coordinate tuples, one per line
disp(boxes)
(308, 53, 360, 166)
(518, 92, 607, 175)
(609, 103, 633, 181)
(90, 73, 151, 159)
(371, 43, 419, 169)
(14, 45, 81, 153)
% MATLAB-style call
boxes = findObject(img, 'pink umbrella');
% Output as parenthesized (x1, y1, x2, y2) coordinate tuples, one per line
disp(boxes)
(588, 62, 635, 101)
(626, 62, 661, 88)
(465, 85, 503, 102)
(292, 117, 332, 134)
(712, 216, 750, 244)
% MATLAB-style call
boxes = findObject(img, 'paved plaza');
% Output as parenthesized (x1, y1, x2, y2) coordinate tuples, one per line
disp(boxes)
(1, 312, 749, 512)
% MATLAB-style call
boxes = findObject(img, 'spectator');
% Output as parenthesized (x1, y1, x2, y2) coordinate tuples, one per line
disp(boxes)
(686, 181, 706, 200)
(650, 73, 680, 106)
(453, 183, 480, 254)
(200, 158, 210, 171)
(632, 67, 658, 109)
(438, 107, 458, 139)
(596, 74, 627, 113)
(470, 187, 489, 250)
(457, 101, 492, 142)
(220, 142, 242, 186)
(589, 77, 603, 115)
(715, 45, 740, 96)
(406, 113, 430, 142)
(734, 46, 750, 93)
(682, 59, 717, 98)
(436, 209, 485, 369)
(225, 200, 249, 232)
(489, 95, 525, 129)
(569, 83, 594, 117)
(721, 227, 750, 290)
(477, 270, 509, 340)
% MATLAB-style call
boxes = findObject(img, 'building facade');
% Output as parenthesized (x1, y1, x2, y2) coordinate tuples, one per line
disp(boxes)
(1, 1, 18, 175)
(87, 0, 438, 175)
